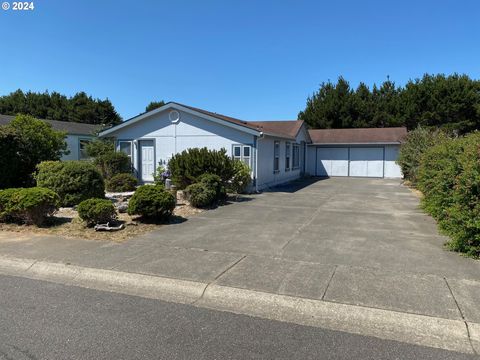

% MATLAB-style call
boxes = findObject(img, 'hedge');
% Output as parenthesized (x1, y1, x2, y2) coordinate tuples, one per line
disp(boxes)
(417, 132, 480, 257)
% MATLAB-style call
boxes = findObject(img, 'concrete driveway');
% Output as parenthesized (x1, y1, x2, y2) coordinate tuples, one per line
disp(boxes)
(145, 177, 479, 279)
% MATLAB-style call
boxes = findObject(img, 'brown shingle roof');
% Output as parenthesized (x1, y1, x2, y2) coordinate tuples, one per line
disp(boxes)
(0, 114, 101, 135)
(308, 127, 407, 144)
(248, 120, 305, 139)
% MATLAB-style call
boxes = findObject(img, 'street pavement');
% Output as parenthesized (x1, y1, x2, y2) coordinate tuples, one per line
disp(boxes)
(0, 274, 476, 360)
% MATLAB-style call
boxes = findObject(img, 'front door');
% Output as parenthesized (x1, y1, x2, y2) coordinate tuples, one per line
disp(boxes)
(139, 140, 155, 182)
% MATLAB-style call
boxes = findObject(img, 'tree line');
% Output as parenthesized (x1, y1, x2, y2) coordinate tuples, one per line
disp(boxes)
(0, 89, 122, 126)
(298, 73, 480, 134)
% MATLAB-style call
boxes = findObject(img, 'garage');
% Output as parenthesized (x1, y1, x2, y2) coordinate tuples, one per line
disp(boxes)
(307, 128, 407, 179)
(315, 147, 384, 178)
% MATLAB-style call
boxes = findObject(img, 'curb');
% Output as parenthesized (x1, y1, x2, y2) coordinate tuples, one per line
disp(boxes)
(0, 255, 477, 355)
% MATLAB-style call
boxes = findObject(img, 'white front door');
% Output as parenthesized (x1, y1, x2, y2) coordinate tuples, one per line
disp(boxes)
(140, 140, 155, 182)
(349, 147, 384, 177)
(316, 148, 349, 177)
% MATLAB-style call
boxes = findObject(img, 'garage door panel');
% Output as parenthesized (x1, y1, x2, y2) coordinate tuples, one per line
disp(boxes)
(350, 148, 384, 178)
(316, 148, 348, 177)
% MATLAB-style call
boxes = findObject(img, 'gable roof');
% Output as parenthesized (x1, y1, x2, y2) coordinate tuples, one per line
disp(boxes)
(99, 102, 305, 140)
(308, 127, 407, 145)
(0, 114, 100, 135)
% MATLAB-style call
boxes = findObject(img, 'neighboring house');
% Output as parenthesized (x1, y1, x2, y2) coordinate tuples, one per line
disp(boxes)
(99, 102, 406, 191)
(0, 114, 100, 161)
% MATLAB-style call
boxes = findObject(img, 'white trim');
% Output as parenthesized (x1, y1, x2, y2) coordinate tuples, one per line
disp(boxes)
(99, 103, 261, 137)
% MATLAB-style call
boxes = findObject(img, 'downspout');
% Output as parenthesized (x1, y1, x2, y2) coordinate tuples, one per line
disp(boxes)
(255, 132, 263, 192)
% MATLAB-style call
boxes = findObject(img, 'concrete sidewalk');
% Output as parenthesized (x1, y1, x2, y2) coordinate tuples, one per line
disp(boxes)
(0, 178, 479, 354)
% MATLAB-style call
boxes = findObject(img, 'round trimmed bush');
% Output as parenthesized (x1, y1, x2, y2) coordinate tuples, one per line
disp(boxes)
(35, 161, 105, 206)
(77, 198, 117, 227)
(127, 185, 175, 220)
(0, 187, 59, 225)
(106, 173, 137, 192)
(197, 173, 226, 200)
(186, 182, 216, 208)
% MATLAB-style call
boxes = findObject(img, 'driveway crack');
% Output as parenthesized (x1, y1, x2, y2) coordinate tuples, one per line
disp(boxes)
(191, 255, 247, 305)
(321, 265, 337, 300)
(444, 277, 478, 355)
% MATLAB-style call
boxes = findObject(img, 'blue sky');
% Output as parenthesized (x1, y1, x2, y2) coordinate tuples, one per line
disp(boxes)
(1, 0, 479, 121)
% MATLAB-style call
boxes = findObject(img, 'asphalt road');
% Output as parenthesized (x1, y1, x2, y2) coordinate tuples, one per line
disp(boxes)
(0, 274, 475, 360)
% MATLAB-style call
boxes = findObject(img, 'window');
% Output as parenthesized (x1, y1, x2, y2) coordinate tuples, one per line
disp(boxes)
(273, 141, 280, 173)
(292, 143, 300, 169)
(119, 141, 133, 159)
(285, 142, 291, 171)
(233, 144, 251, 167)
(79, 139, 91, 160)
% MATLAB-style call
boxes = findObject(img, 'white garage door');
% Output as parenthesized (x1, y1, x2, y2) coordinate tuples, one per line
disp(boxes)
(316, 148, 349, 177)
(349, 147, 384, 178)
(315, 147, 384, 178)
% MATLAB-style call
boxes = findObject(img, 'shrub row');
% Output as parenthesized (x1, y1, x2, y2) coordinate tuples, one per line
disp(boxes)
(416, 132, 480, 257)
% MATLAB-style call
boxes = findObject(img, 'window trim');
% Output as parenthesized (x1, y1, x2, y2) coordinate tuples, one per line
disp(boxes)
(285, 142, 291, 171)
(273, 141, 280, 174)
(118, 140, 133, 159)
(292, 143, 300, 170)
(232, 144, 252, 168)
(78, 138, 92, 160)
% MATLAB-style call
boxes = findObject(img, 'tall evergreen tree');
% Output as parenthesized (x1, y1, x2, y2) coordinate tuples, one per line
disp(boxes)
(298, 74, 480, 133)
(145, 100, 166, 113)
(0, 90, 122, 126)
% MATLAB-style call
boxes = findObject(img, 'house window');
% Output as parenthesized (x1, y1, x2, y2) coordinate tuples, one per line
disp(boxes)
(292, 143, 300, 169)
(273, 141, 280, 173)
(233, 144, 251, 167)
(119, 141, 133, 160)
(285, 142, 291, 171)
(79, 139, 91, 160)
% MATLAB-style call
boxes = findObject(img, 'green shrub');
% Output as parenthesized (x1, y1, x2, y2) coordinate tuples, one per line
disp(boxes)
(228, 160, 251, 194)
(0, 187, 59, 225)
(168, 147, 235, 189)
(94, 151, 131, 179)
(417, 132, 480, 257)
(106, 173, 137, 192)
(417, 137, 462, 220)
(186, 183, 217, 208)
(77, 198, 117, 227)
(0, 115, 67, 188)
(127, 185, 175, 220)
(197, 173, 226, 200)
(35, 161, 105, 206)
(397, 127, 449, 184)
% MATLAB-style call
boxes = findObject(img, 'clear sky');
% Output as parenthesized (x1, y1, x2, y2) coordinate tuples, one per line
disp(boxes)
(1, 0, 479, 121)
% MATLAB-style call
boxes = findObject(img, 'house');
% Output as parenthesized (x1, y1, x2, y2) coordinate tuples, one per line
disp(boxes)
(0, 114, 100, 161)
(99, 102, 406, 191)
